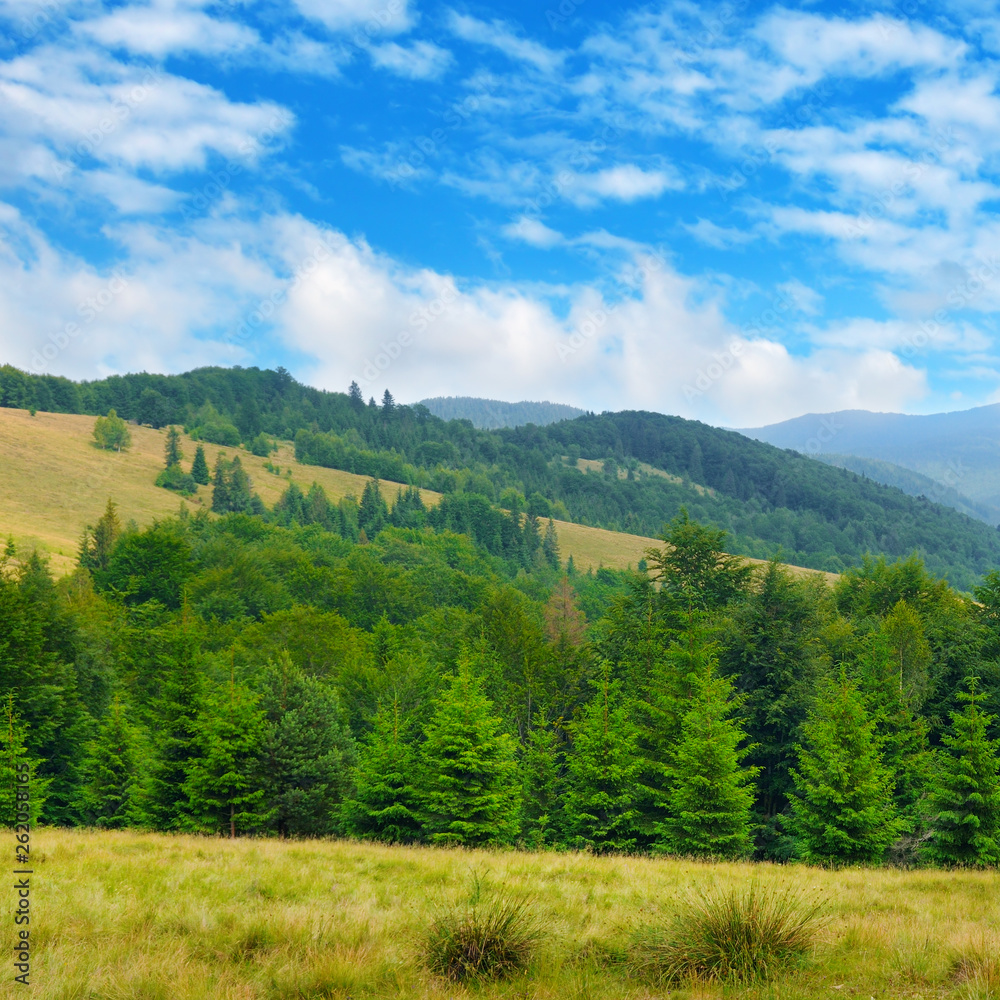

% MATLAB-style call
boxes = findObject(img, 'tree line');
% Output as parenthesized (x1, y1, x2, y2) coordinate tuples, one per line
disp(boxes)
(2, 490, 999, 866)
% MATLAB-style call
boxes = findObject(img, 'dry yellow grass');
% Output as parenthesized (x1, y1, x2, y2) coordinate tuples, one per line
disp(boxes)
(0, 408, 833, 582)
(3, 827, 998, 1000)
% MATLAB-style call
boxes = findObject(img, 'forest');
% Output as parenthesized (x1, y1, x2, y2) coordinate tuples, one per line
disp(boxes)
(3, 443, 1000, 866)
(2, 362, 1000, 586)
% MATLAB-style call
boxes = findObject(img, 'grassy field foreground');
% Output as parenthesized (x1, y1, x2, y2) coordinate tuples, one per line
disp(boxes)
(5, 829, 999, 1000)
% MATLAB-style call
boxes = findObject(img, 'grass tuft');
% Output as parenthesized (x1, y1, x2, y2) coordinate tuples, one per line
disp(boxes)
(633, 880, 826, 984)
(423, 871, 541, 982)
(951, 938, 1000, 1000)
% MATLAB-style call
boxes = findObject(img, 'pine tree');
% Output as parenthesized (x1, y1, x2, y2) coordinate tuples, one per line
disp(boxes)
(925, 677, 1000, 867)
(414, 661, 521, 846)
(227, 457, 254, 513)
(348, 380, 364, 408)
(190, 444, 210, 485)
(342, 700, 422, 843)
(520, 714, 564, 849)
(657, 660, 758, 859)
(76, 695, 142, 828)
(563, 666, 642, 853)
(164, 426, 183, 469)
(789, 671, 901, 864)
(184, 676, 272, 838)
(80, 499, 121, 572)
(381, 389, 395, 414)
(542, 518, 561, 569)
(258, 654, 356, 837)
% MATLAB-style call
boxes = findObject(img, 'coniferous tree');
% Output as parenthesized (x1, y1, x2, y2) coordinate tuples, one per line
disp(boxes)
(80, 499, 121, 572)
(520, 713, 564, 849)
(358, 479, 389, 538)
(1, 697, 48, 826)
(542, 518, 561, 569)
(258, 654, 356, 837)
(227, 457, 254, 513)
(164, 426, 183, 469)
(348, 380, 364, 408)
(76, 695, 142, 828)
(190, 444, 210, 485)
(211, 454, 230, 513)
(184, 675, 272, 838)
(381, 389, 395, 414)
(789, 670, 901, 864)
(414, 661, 521, 846)
(563, 665, 642, 853)
(657, 660, 758, 859)
(342, 700, 422, 843)
(925, 677, 1000, 867)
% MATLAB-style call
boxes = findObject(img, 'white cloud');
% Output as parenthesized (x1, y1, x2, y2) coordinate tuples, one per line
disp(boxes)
(447, 12, 564, 73)
(562, 164, 681, 206)
(685, 218, 755, 249)
(368, 39, 451, 79)
(292, 0, 413, 34)
(78, 0, 258, 58)
(502, 215, 563, 248)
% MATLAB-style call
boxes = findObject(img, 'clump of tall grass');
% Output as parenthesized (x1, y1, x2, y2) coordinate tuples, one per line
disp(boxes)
(633, 880, 826, 984)
(423, 871, 541, 982)
(951, 938, 1000, 1000)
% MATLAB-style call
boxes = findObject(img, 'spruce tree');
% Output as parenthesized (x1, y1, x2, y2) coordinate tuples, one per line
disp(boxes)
(190, 444, 210, 485)
(211, 455, 230, 513)
(348, 380, 364, 408)
(520, 713, 564, 849)
(414, 661, 521, 846)
(657, 661, 758, 859)
(342, 700, 422, 843)
(258, 655, 356, 837)
(1, 697, 47, 827)
(542, 518, 561, 569)
(925, 677, 1000, 866)
(358, 479, 389, 538)
(184, 676, 272, 838)
(789, 671, 901, 864)
(164, 426, 183, 469)
(76, 695, 142, 828)
(563, 666, 642, 853)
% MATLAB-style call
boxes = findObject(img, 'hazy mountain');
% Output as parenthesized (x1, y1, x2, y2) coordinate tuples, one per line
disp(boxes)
(741, 404, 1000, 518)
(417, 396, 586, 429)
(814, 453, 1000, 527)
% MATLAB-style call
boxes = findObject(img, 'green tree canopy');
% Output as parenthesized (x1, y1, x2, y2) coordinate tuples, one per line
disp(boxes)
(92, 409, 132, 451)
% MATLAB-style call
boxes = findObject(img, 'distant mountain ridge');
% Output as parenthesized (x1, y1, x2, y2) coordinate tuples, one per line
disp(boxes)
(417, 396, 586, 429)
(741, 403, 1000, 524)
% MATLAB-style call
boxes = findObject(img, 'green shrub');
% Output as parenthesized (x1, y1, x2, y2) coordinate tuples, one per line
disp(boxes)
(424, 873, 541, 982)
(190, 420, 241, 447)
(633, 881, 825, 984)
(156, 464, 198, 495)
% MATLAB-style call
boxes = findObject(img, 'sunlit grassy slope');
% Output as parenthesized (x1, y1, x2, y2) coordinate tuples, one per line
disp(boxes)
(0, 407, 834, 582)
(5, 827, 998, 1000)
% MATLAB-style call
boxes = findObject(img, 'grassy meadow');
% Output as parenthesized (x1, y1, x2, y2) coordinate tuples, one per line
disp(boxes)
(0, 407, 833, 582)
(6, 827, 998, 1000)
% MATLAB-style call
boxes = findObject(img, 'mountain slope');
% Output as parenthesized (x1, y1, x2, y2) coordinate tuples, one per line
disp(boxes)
(3, 364, 999, 588)
(741, 404, 1000, 514)
(814, 453, 1000, 526)
(417, 396, 586, 428)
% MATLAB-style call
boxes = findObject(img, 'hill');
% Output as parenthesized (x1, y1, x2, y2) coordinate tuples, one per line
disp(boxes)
(741, 403, 1000, 518)
(815, 452, 1000, 526)
(417, 395, 586, 428)
(2, 363, 1000, 588)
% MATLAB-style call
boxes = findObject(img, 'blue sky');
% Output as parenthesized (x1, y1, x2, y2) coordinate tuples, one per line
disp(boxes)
(2, 0, 1000, 425)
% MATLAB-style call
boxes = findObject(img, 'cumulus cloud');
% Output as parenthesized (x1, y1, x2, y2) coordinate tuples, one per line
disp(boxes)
(368, 40, 451, 79)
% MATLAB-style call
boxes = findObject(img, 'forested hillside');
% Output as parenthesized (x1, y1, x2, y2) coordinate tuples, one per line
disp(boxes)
(417, 396, 586, 428)
(4, 488, 1000, 865)
(3, 363, 1000, 587)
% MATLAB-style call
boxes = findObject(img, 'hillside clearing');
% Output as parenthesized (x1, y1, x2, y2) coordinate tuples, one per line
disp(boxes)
(0, 407, 834, 582)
